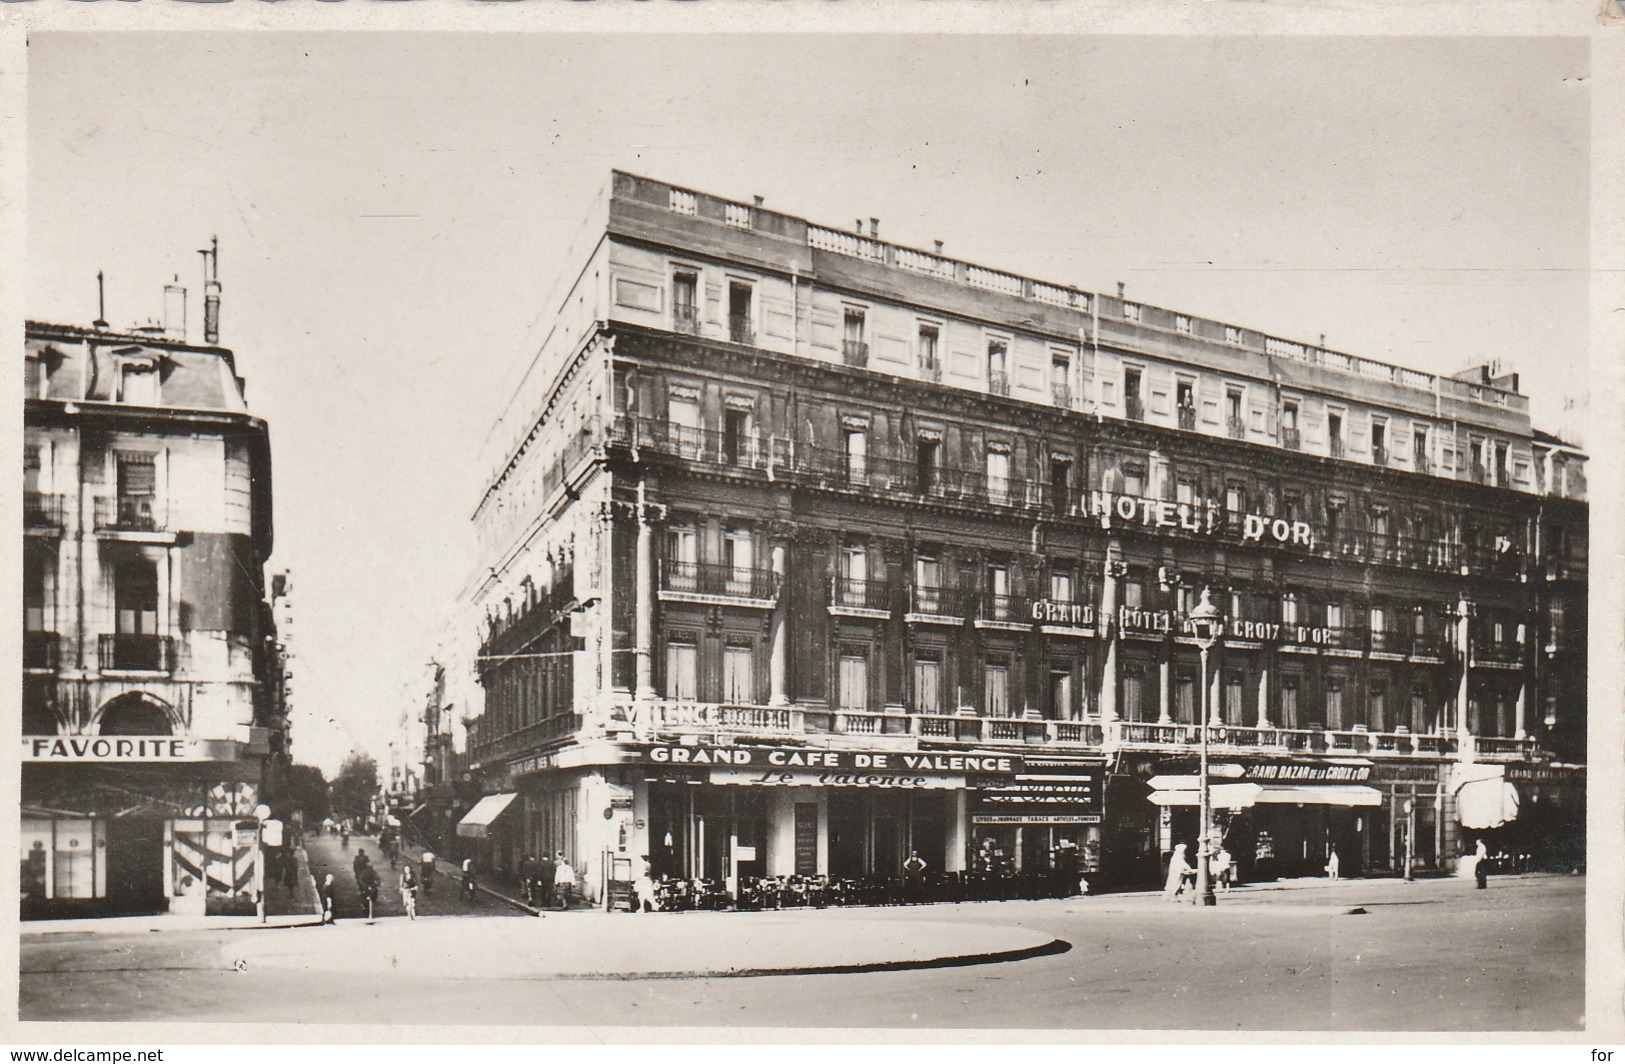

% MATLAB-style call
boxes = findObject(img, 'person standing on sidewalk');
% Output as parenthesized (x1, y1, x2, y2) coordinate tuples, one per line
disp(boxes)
(460, 856, 478, 902)
(1325, 847, 1341, 881)
(553, 852, 576, 910)
(319, 873, 338, 924)
(419, 849, 436, 895)
(535, 851, 557, 910)
(1163, 844, 1192, 902)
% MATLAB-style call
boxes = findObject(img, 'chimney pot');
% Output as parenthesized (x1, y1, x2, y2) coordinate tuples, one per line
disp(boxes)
(753, 195, 764, 207)
(933, 240, 944, 255)
(856, 219, 864, 235)
(1117, 282, 1126, 299)
(870, 217, 880, 238)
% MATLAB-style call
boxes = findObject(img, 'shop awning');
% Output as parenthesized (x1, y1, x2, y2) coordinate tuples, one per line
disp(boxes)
(1149, 783, 1382, 809)
(1457, 779, 1520, 829)
(455, 793, 518, 838)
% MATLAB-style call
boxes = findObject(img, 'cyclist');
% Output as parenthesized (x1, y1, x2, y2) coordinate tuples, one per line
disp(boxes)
(399, 864, 419, 920)
(357, 861, 381, 921)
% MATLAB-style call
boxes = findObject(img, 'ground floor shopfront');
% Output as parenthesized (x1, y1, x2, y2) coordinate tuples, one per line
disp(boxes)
(20, 755, 272, 919)
(460, 741, 1583, 904)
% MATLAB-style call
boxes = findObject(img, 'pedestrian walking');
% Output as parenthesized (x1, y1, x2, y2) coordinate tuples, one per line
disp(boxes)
(1474, 838, 1490, 890)
(1211, 847, 1234, 893)
(633, 855, 659, 913)
(399, 865, 419, 920)
(419, 849, 436, 895)
(535, 851, 556, 910)
(460, 856, 478, 902)
(1163, 844, 1193, 902)
(352, 848, 371, 884)
(357, 861, 381, 921)
(319, 872, 338, 924)
(553, 852, 576, 910)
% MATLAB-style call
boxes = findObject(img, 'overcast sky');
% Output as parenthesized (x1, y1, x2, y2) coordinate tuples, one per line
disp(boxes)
(27, 33, 1589, 775)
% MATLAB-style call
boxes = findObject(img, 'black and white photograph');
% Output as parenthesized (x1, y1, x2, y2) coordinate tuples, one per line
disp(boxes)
(9, 20, 1618, 1045)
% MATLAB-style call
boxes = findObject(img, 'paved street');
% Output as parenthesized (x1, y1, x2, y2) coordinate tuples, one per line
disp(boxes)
(19, 873, 1582, 1031)
(302, 833, 531, 921)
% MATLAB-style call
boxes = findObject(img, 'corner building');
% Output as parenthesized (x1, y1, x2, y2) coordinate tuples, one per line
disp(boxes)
(463, 173, 1586, 899)
(22, 319, 283, 917)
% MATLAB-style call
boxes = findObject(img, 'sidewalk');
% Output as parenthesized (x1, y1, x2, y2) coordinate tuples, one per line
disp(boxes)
(392, 837, 542, 916)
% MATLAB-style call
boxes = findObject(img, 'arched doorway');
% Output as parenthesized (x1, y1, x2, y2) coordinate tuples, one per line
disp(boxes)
(96, 693, 173, 736)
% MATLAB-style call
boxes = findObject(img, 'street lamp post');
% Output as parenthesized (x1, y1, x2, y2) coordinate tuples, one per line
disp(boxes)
(1188, 587, 1223, 908)
(1403, 798, 1415, 882)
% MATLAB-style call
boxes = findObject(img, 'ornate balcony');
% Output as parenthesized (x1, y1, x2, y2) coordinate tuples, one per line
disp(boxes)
(1177, 405, 1196, 431)
(23, 630, 58, 671)
(728, 315, 754, 345)
(673, 305, 701, 335)
(830, 576, 895, 616)
(661, 561, 780, 604)
(99, 633, 174, 673)
(842, 340, 870, 368)
(95, 495, 162, 533)
(24, 492, 65, 532)
(976, 592, 1033, 629)
(1226, 415, 1247, 440)
(1281, 427, 1301, 451)
(906, 585, 967, 623)
(1125, 396, 1145, 422)
(989, 372, 1011, 397)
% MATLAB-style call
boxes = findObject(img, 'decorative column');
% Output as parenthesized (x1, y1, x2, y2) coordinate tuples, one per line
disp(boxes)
(1513, 620, 1528, 739)
(1098, 542, 1122, 724)
(1455, 594, 1472, 750)
(633, 479, 657, 702)
(769, 541, 789, 705)
(1157, 648, 1172, 724)
(1256, 655, 1272, 729)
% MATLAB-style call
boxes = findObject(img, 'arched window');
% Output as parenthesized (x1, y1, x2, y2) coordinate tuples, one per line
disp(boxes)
(97, 693, 172, 736)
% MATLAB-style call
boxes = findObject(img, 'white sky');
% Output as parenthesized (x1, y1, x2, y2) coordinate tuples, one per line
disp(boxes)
(26, 33, 1590, 775)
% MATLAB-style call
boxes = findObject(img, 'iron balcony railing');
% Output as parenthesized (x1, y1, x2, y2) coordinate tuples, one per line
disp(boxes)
(978, 592, 1034, 624)
(24, 492, 65, 530)
(1330, 437, 1346, 458)
(1473, 640, 1523, 666)
(1281, 427, 1301, 451)
(919, 358, 942, 383)
(662, 560, 780, 600)
(95, 495, 162, 533)
(728, 315, 754, 345)
(989, 372, 1011, 397)
(831, 576, 895, 612)
(1372, 444, 1388, 467)
(908, 585, 967, 618)
(1367, 630, 1408, 655)
(1051, 383, 1072, 408)
(1125, 396, 1145, 422)
(673, 305, 701, 335)
(1414, 451, 1432, 474)
(99, 633, 174, 673)
(1176, 405, 1197, 431)
(842, 340, 870, 368)
(23, 630, 58, 671)
(1226, 415, 1247, 440)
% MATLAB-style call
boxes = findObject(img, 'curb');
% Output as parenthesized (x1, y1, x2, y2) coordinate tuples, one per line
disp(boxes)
(542, 935, 1074, 981)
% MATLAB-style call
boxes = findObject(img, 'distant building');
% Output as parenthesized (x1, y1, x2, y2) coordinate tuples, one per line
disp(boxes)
(22, 303, 282, 917)
(457, 173, 1586, 899)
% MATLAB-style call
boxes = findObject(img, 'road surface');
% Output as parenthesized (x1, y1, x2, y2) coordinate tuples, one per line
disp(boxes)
(19, 872, 1582, 1031)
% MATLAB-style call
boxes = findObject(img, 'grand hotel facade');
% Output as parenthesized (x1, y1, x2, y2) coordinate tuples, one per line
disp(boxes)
(458, 172, 1587, 898)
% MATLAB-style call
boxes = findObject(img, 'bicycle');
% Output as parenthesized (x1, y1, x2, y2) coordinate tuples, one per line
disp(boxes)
(361, 882, 379, 922)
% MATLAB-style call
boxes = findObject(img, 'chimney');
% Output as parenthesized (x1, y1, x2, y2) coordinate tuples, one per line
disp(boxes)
(870, 217, 880, 239)
(855, 218, 865, 236)
(200, 236, 221, 344)
(1117, 282, 1126, 299)
(933, 240, 944, 255)
(753, 195, 764, 207)
(1319, 333, 1326, 348)
(164, 277, 187, 341)
(93, 271, 108, 330)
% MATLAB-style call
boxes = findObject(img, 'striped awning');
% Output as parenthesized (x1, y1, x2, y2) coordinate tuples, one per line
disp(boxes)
(455, 793, 518, 838)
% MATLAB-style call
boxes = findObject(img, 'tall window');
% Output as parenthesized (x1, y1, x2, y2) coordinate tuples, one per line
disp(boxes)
(727, 281, 754, 344)
(839, 544, 867, 606)
(918, 324, 940, 373)
(1495, 442, 1511, 486)
(1225, 482, 1244, 515)
(114, 558, 159, 648)
(1124, 467, 1145, 498)
(984, 658, 1011, 717)
(1369, 685, 1388, 732)
(988, 564, 1010, 620)
(1224, 675, 1244, 724)
(1124, 367, 1143, 419)
(1326, 680, 1345, 729)
(1280, 680, 1300, 728)
(987, 339, 1009, 392)
(916, 437, 941, 492)
(723, 644, 754, 703)
(1410, 687, 1429, 732)
(843, 307, 867, 364)
(722, 406, 752, 466)
(672, 270, 699, 333)
(914, 656, 942, 713)
(1328, 411, 1345, 456)
(115, 454, 157, 529)
(668, 393, 701, 457)
(1050, 458, 1072, 515)
(1122, 575, 1143, 610)
(1050, 570, 1074, 603)
(1326, 601, 1344, 630)
(1049, 665, 1074, 719)
(723, 529, 753, 594)
(1176, 379, 1196, 428)
(1122, 665, 1144, 721)
(1413, 426, 1430, 470)
(665, 640, 697, 701)
(1176, 672, 1196, 723)
(1225, 387, 1244, 436)
(838, 649, 869, 711)
(985, 448, 1010, 504)
(1372, 419, 1388, 465)
(1281, 400, 1300, 446)
(666, 528, 698, 590)
(1051, 354, 1071, 406)
(844, 427, 868, 483)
